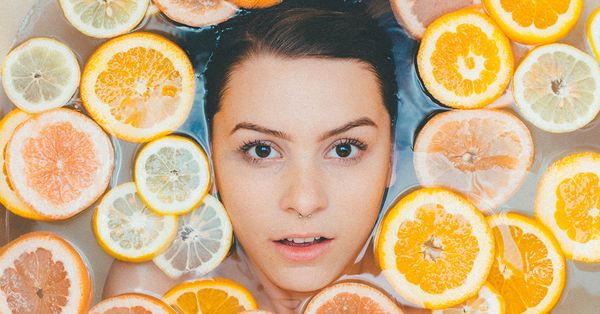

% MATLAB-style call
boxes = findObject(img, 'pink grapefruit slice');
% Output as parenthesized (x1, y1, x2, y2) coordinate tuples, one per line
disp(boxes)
(153, 0, 238, 27)
(89, 293, 176, 314)
(303, 282, 403, 314)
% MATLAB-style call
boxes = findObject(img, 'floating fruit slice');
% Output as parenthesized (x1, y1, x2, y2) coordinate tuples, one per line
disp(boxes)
(432, 283, 505, 314)
(487, 213, 566, 313)
(1, 37, 80, 113)
(153, 195, 233, 278)
(81, 32, 195, 143)
(0, 109, 49, 221)
(513, 44, 600, 133)
(5, 108, 114, 220)
(535, 152, 600, 263)
(153, 0, 238, 27)
(414, 109, 534, 213)
(389, 0, 480, 39)
(134, 135, 211, 215)
(229, 0, 281, 9)
(164, 278, 257, 313)
(0, 231, 92, 313)
(375, 188, 495, 309)
(93, 182, 178, 262)
(303, 282, 403, 314)
(89, 293, 176, 314)
(482, 0, 582, 45)
(587, 7, 600, 62)
(417, 8, 513, 109)
(58, 0, 149, 38)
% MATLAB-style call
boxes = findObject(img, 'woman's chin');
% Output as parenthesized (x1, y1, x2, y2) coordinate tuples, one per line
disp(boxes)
(267, 264, 343, 293)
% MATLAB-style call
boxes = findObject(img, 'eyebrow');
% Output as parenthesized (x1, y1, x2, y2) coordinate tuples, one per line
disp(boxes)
(230, 117, 377, 141)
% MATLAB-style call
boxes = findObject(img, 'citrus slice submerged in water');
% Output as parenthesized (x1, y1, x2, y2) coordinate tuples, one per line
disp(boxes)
(164, 278, 257, 313)
(432, 283, 505, 314)
(153, 0, 238, 27)
(303, 282, 403, 314)
(89, 293, 176, 314)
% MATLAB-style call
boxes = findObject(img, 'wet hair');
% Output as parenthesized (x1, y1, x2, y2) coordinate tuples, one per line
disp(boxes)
(203, 0, 398, 132)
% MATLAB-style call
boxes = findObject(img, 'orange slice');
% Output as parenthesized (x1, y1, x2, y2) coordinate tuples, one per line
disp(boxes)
(164, 277, 257, 313)
(389, 0, 480, 39)
(89, 293, 176, 314)
(413, 109, 534, 213)
(153, 0, 238, 27)
(0, 231, 92, 313)
(487, 213, 566, 313)
(535, 152, 600, 263)
(5, 108, 115, 220)
(375, 188, 495, 309)
(482, 0, 582, 45)
(417, 8, 513, 109)
(229, 0, 281, 9)
(432, 283, 505, 314)
(303, 282, 403, 314)
(81, 32, 195, 143)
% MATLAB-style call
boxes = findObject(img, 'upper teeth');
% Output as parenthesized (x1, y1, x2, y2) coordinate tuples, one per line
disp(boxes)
(286, 237, 321, 243)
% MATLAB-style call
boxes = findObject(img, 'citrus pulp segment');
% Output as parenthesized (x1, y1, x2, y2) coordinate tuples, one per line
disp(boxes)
(89, 293, 176, 314)
(413, 109, 534, 213)
(417, 8, 514, 109)
(432, 283, 505, 314)
(303, 282, 403, 314)
(134, 135, 211, 215)
(487, 213, 566, 314)
(153, 0, 238, 27)
(81, 32, 195, 143)
(5, 108, 114, 220)
(93, 182, 178, 262)
(1, 37, 80, 113)
(0, 231, 92, 314)
(535, 152, 600, 263)
(376, 188, 495, 309)
(513, 43, 600, 133)
(58, 0, 150, 38)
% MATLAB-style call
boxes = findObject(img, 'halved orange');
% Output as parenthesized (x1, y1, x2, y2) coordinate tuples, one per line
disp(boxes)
(229, 0, 281, 9)
(164, 277, 257, 313)
(483, 0, 582, 45)
(432, 283, 505, 314)
(81, 32, 195, 143)
(535, 152, 600, 263)
(5, 108, 115, 220)
(0, 231, 92, 313)
(89, 293, 176, 314)
(153, 0, 238, 27)
(303, 282, 403, 314)
(487, 213, 566, 314)
(417, 8, 514, 109)
(414, 109, 534, 213)
(375, 188, 495, 309)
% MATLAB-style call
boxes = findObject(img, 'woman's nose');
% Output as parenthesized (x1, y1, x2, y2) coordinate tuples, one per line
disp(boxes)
(279, 158, 328, 218)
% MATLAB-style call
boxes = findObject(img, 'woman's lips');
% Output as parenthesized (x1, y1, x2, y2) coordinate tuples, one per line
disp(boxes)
(272, 236, 333, 262)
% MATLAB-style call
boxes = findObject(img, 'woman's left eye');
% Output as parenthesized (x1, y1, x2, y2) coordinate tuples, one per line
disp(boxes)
(326, 139, 367, 159)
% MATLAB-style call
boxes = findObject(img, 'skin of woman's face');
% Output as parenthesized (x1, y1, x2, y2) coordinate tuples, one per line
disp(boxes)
(211, 53, 393, 293)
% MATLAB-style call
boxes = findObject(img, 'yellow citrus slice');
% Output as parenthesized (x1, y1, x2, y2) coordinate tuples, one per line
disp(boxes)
(432, 283, 505, 314)
(153, 195, 233, 278)
(89, 293, 176, 314)
(535, 152, 600, 263)
(487, 213, 566, 313)
(413, 109, 534, 213)
(134, 135, 211, 215)
(5, 108, 115, 220)
(375, 188, 495, 309)
(164, 277, 257, 313)
(587, 7, 600, 62)
(1, 37, 80, 113)
(513, 43, 600, 133)
(417, 8, 513, 109)
(93, 182, 178, 262)
(81, 32, 195, 143)
(0, 231, 92, 313)
(0, 109, 49, 221)
(229, 0, 281, 9)
(153, 0, 238, 27)
(303, 282, 404, 314)
(482, 0, 582, 45)
(58, 0, 149, 38)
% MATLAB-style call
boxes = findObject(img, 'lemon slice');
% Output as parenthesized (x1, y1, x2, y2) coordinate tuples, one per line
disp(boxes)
(432, 283, 505, 314)
(93, 182, 178, 262)
(164, 278, 257, 313)
(58, 0, 149, 38)
(513, 43, 600, 133)
(587, 7, 600, 62)
(153, 195, 233, 278)
(134, 135, 211, 215)
(1, 38, 80, 113)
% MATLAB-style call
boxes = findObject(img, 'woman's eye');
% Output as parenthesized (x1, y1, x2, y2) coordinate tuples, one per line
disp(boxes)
(327, 142, 362, 159)
(247, 143, 280, 159)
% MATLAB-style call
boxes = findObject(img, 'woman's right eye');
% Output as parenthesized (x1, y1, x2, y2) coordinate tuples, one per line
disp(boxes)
(240, 140, 281, 161)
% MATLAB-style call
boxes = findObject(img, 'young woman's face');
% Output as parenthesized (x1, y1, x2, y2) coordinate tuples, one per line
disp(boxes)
(211, 54, 392, 292)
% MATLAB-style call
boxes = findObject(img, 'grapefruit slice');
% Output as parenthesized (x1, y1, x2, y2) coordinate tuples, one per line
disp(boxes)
(303, 282, 403, 314)
(432, 283, 505, 314)
(0, 231, 92, 313)
(5, 108, 115, 220)
(414, 109, 534, 213)
(376, 188, 495, 309)
(153, 0, 238, 27)
(89, 293, 176, 314)
(164, 278, 257, 313)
